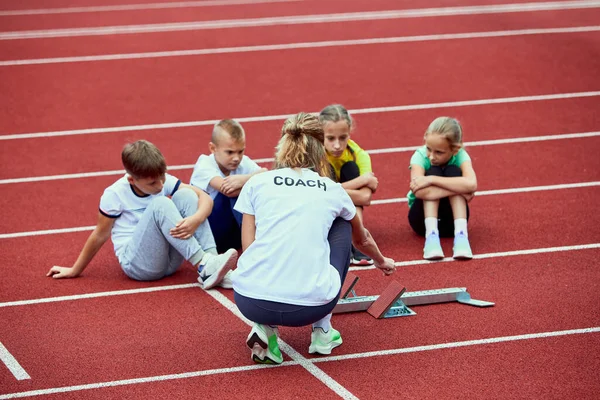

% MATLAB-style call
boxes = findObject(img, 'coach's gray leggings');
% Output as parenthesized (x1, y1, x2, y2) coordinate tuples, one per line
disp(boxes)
(119, 188, 217, 281)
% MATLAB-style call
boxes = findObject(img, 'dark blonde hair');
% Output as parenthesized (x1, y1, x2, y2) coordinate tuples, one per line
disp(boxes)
(425, 117, 464, 152)
(212, 119, 245, 144)
(274, 112, 330, 177)
(122, 140, 167, 179)
(318, 104, 354, 129)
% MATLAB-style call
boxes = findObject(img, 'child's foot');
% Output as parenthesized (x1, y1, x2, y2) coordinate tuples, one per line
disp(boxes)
(308, 327, 343, 355)
(453, 231, 473, 260)
(423, 232, 444, 260)
(217, 270, 234, 289)
(351, 246, 374, 266)
(197, 249, 238, 290)
(246, 323, 283, 364)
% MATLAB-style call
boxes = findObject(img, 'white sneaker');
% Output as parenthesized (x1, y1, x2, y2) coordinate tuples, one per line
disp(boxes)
(308, 327, 343, 355)
(246, 323, 283, 364)
(423, 232, 444, 260)
(197, 249, 237, 290)
(218, 270, 234, 289)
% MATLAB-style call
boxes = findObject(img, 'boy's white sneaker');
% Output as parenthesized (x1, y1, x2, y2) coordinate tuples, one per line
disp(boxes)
(218, 270, 234, 289)
(308, 327, 343, 355)
(197, 249, 238, 290)
(423, 232, 444, 260)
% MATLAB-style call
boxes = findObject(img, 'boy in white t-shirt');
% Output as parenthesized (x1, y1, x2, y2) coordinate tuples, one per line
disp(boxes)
(47, 140, 237, 289)
(190, 120, 266, 253)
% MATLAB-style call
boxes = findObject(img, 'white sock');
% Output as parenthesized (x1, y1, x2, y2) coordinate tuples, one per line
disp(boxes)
(424, 217, 439, 237)
(454, 218, 468, 237)
(312, 314, 332, 332)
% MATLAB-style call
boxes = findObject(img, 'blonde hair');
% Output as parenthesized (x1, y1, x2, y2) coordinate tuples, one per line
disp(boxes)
(425, 117, 464, 151)
(318, 104, 353, 129)
(122, 140, 167, 179)
(212, 119, 245, 144)
(274, 112, 330, 177)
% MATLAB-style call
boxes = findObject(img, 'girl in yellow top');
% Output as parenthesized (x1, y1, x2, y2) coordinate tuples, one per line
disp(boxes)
(319, 104, 379, 265)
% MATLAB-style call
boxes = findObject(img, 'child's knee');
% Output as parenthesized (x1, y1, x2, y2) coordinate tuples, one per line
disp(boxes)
(339, 161, 360, 182)
(172, 187, 197, 205)
(425, 165, 445, 176)
(443, 165, 462, 177)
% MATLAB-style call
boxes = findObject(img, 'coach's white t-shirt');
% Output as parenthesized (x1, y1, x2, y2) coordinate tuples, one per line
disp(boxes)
(233, 168, 356, 306)
(99, 174, 181, 258)
(190, 154, 261, 200)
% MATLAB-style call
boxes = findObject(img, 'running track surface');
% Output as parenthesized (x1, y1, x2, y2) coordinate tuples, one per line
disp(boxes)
(1, 1, 599, 399)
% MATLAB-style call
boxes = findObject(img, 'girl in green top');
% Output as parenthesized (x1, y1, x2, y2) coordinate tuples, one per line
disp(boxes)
(408, 117, 477, 260)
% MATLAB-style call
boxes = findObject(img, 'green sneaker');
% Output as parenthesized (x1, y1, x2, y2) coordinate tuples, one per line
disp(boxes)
(246, 323, 283, 364)
(308, 327, 343, 355)
(453, 231, 473, 260)
(423, 232, 444, 260)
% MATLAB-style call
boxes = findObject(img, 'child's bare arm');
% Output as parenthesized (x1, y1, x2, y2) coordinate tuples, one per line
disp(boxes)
(220, 168, 267, 197)
(410, 164, 475, 201)
(345, 187, 373, 206)
(350, 216, 395, 275)
(241, 213, 256, 252)
(340, 173, 378, 192)
(47, 213, 114, 279)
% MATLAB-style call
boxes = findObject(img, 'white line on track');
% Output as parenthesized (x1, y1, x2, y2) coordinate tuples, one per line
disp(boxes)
(0, 0, 299, 16)
(2, 91, 599, 141)
(1, 1, 599, 40)
(0, 181, 598, 239)
(0, 342, 30, 381)
(0, 326, 598, 398)
(2, 26, 599, 66)
(205, 290, 359, 399)
(1, 131, 599, 185)
(1, 242, 598, 308)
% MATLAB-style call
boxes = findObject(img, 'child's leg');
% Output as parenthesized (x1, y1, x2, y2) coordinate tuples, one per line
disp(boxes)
(207, 193, 242, 253)
(172, 188, 217, 253)
(339, 161, 372, 265)
(119, 196, 205, 281)
(420, 166, 446, 259)
(443, 166, 473, 259)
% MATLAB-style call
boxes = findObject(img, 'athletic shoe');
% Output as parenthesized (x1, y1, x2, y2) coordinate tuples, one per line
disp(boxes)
(423, 232, 444, 260)
(308, 327, 343, 355)
(246, 323, 283, 365)
(351, 246, 374, 266)
(453, 231, 473, 260)
(197, 249, 238, 290)
(218, 270, 234, 289)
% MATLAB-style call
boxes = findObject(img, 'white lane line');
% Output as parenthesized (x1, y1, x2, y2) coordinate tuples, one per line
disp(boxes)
(6, 130, 597, 185)
(0, 0, 299, 16)
(1, 242, 599, 308)
(0, 342, 30, 381)
(2, 26, 599, 66)
(1, 326, 598, 398)
(2, 91, 599, 141)
(1, 1, 599, 40)
(1, 181, 598, 239)
(205, 290, 359, 400)
(311, 327, 600, 363)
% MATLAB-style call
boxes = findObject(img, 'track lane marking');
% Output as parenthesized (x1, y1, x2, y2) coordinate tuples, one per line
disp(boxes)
(2, 131, 599, 184)
(1, 242, 598, 307)
(0, 0, 299, 16)
(2, 91, 599, 141)
(2, 1, 600, 40)
(0, 342, 30, 381)
(2, 26, 599, 66)
(0, 326, 597, 398)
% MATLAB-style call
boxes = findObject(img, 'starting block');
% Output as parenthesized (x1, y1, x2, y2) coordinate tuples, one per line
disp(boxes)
(334, 272, 494, 319)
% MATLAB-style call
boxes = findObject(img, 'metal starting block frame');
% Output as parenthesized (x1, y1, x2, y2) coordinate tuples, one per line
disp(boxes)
(334, 272, 495, 319)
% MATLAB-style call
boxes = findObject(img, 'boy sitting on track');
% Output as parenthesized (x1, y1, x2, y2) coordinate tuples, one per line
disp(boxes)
(47, 140, 237, 289)
(190, 119, 266, 254)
